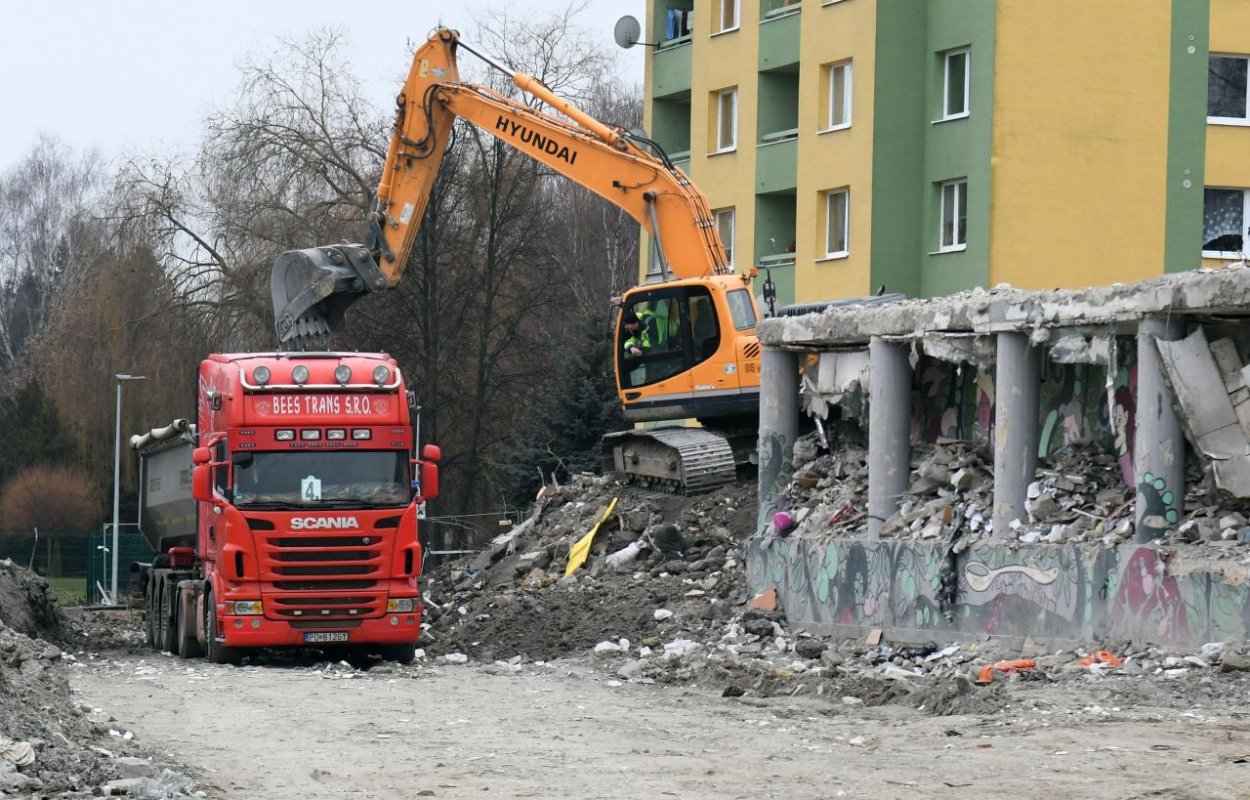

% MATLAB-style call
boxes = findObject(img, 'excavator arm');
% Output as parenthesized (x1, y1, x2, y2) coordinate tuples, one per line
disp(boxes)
(273, 27, 730, 349)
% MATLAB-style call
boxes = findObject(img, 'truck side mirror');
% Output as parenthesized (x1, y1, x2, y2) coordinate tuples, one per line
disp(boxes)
(192, 446, 212, 465)
(421, 444, 441, 462)
(192, 464, 214, 503)
(419, 459, 439, 501)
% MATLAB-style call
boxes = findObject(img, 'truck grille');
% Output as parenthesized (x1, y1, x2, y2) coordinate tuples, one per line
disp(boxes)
(257, 527, 393, 619)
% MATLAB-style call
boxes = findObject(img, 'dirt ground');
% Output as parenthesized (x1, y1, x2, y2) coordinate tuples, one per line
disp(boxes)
(70, 650, 1250, 800)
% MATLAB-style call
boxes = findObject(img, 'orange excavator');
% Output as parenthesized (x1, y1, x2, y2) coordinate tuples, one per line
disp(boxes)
(271, 28, 761, 493)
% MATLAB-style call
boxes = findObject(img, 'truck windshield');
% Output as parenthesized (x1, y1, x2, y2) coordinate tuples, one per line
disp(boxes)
(233, 450, 409, 508)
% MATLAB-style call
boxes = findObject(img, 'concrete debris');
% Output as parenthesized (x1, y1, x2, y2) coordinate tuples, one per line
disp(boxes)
(421, 477, 754, 663)
(1156, 327, 1250, 497)
(759, 263, 1250, 348)
(770, 422, 1250, 557)
(0, 563, 204, 798)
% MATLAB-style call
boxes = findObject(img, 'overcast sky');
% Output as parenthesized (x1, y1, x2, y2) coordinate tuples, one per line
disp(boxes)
(0, 0, 645, 171)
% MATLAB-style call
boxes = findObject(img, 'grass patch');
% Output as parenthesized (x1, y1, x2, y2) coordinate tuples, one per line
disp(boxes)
(46, 576, 89, 607)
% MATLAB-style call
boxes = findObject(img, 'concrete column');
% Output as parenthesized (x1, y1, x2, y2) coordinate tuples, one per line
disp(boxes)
(1134, 316, 1185, 541)
(992, 333, 1041, 537)
(868, 338, 911, 538)
(757, 347, 800, 536)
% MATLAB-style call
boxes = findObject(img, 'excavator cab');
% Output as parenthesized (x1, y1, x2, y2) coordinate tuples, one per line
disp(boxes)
(614, 277, 759, 425)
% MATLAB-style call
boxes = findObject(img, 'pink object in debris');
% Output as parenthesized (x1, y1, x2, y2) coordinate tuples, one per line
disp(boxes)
(773, 510, 794, 535)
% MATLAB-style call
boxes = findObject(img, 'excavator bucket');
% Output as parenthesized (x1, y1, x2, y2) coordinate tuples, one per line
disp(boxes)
(271, 243, 388, 351)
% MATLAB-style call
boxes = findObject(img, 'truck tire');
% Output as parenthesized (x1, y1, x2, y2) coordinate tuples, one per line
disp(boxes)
(377, 643, 417, 665)
(203, 590, 242, 665)
(157, 582, 178, 654)
(177, 594, 204, 659)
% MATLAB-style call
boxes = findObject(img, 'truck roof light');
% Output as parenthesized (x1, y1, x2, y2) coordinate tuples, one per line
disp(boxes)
(276, 429, 295, 441)
(352, 429, 372, 440)
(291, 365, 310, 385)
(372, 365, 392, 385)
(334, 365, 352, 385)
(301, 429, 322, 441)
(327, 429, 346, 440)
(252, 366, 271, 386)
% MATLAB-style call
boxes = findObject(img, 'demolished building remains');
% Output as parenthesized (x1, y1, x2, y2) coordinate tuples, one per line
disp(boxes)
(753, 265, 1250, 649)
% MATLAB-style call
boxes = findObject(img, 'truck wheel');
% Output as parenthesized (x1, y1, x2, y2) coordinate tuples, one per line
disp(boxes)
(203, 590, 242, 665)
(177, 593, 204, 659)
(377, 643, 417, 665)
(157, 582, 179, 654)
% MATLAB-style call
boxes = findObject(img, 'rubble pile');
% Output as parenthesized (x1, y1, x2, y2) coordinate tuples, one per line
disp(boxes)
(421, 477, 756, 662)
(0, 560, 203, 798)
(776, 430, 1250, 551)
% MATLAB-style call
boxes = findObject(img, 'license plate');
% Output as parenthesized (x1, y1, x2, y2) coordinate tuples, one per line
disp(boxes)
(304, 631, 349, 643)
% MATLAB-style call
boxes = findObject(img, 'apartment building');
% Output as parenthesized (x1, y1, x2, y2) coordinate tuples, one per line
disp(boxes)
(642, 0, 1248, 305)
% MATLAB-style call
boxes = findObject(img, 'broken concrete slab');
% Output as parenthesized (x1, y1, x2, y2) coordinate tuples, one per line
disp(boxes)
(759, 265, 1250, 348)
(1155, 328, 1250, 497)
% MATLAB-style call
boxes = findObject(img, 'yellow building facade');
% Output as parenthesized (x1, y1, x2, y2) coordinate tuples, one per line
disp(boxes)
(644, 0, 1238, 305)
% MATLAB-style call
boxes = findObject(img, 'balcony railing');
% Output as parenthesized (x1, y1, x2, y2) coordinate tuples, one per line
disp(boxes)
(762, 0, 801, 19)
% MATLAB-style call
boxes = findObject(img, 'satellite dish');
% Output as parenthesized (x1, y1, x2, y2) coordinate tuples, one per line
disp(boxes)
(614, 15, 642, 49)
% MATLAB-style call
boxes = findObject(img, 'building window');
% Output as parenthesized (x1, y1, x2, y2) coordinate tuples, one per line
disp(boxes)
(715, 88, 738, 152)
(714, 207, 736, 266)
(823, 189, 849, 257)
(1203, 188, 1250, 257)
(714, 0, 739, 33)
(939, 179, 968, 251)
(1209, 55, 1250, 123)
(825, 61, 852, 131)
(942, 48, 970, 120)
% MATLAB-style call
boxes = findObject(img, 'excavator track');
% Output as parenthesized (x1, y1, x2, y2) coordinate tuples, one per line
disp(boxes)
(601, 427, 736, 495)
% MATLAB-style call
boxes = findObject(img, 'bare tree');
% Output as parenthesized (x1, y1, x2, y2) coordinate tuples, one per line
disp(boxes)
(0, 136, 105, 382)
(0, 464, 101, 576)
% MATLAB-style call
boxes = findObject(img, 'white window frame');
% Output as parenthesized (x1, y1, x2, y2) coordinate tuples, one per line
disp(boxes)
(938, 179, 968, 253)
(941, 47, 970, 121)
(712, 0, 740, 35)
(714, 207, 736, 266)
(1202, 187, 1250, 259)
(822, 60, 852, 133)
(821, 189, 850, 259)
(715, 88, 738, 154)
(1208, 54, 1250, 126)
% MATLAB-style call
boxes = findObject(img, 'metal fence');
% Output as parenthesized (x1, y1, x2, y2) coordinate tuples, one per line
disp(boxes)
(0, 530, 92, 577)
(86, 527, 154, 605)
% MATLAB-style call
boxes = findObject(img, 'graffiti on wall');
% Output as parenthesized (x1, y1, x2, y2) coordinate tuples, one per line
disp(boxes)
(746, 535, 1250, 648)
(756, 430, 793, 536)
(904, 339, 1139, 475)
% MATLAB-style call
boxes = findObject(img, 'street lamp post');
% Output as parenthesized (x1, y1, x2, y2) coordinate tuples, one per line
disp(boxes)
(112, 373, 145, 604)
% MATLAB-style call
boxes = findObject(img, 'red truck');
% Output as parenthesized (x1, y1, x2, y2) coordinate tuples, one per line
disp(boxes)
(132, 352, 439, 664)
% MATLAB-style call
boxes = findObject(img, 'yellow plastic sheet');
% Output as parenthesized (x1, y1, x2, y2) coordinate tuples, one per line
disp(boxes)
(564, 496, 619, 576)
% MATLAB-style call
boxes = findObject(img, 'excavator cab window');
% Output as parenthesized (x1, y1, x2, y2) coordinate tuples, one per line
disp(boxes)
(726, 289, 757, 330)
(619, 287, 721, 389)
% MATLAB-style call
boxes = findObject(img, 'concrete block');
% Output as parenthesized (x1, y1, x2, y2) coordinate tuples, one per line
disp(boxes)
(1210, 337, 1245, 391)
(1155, 329, 1247, 459)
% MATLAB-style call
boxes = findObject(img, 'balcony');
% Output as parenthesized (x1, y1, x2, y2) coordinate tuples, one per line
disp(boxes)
(759, 0, 801, 71)
(653, 40, 693, 98)
(755, 133, 797, 193)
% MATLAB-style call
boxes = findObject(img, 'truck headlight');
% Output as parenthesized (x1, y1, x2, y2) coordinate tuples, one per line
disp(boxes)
(231, 601, 263, 615)
(387, 598, 416, 613)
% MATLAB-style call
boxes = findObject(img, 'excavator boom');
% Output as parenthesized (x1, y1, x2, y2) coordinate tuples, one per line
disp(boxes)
(271, 27, 763, 495)
(273, 27, 729, 349)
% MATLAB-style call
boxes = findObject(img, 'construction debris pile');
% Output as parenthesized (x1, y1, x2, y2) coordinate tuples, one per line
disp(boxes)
(421, 477, 756, 662)
(774, 429, 1250, 552)
(0, 560, 203, 798)
(416, 475, 1250, 720)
